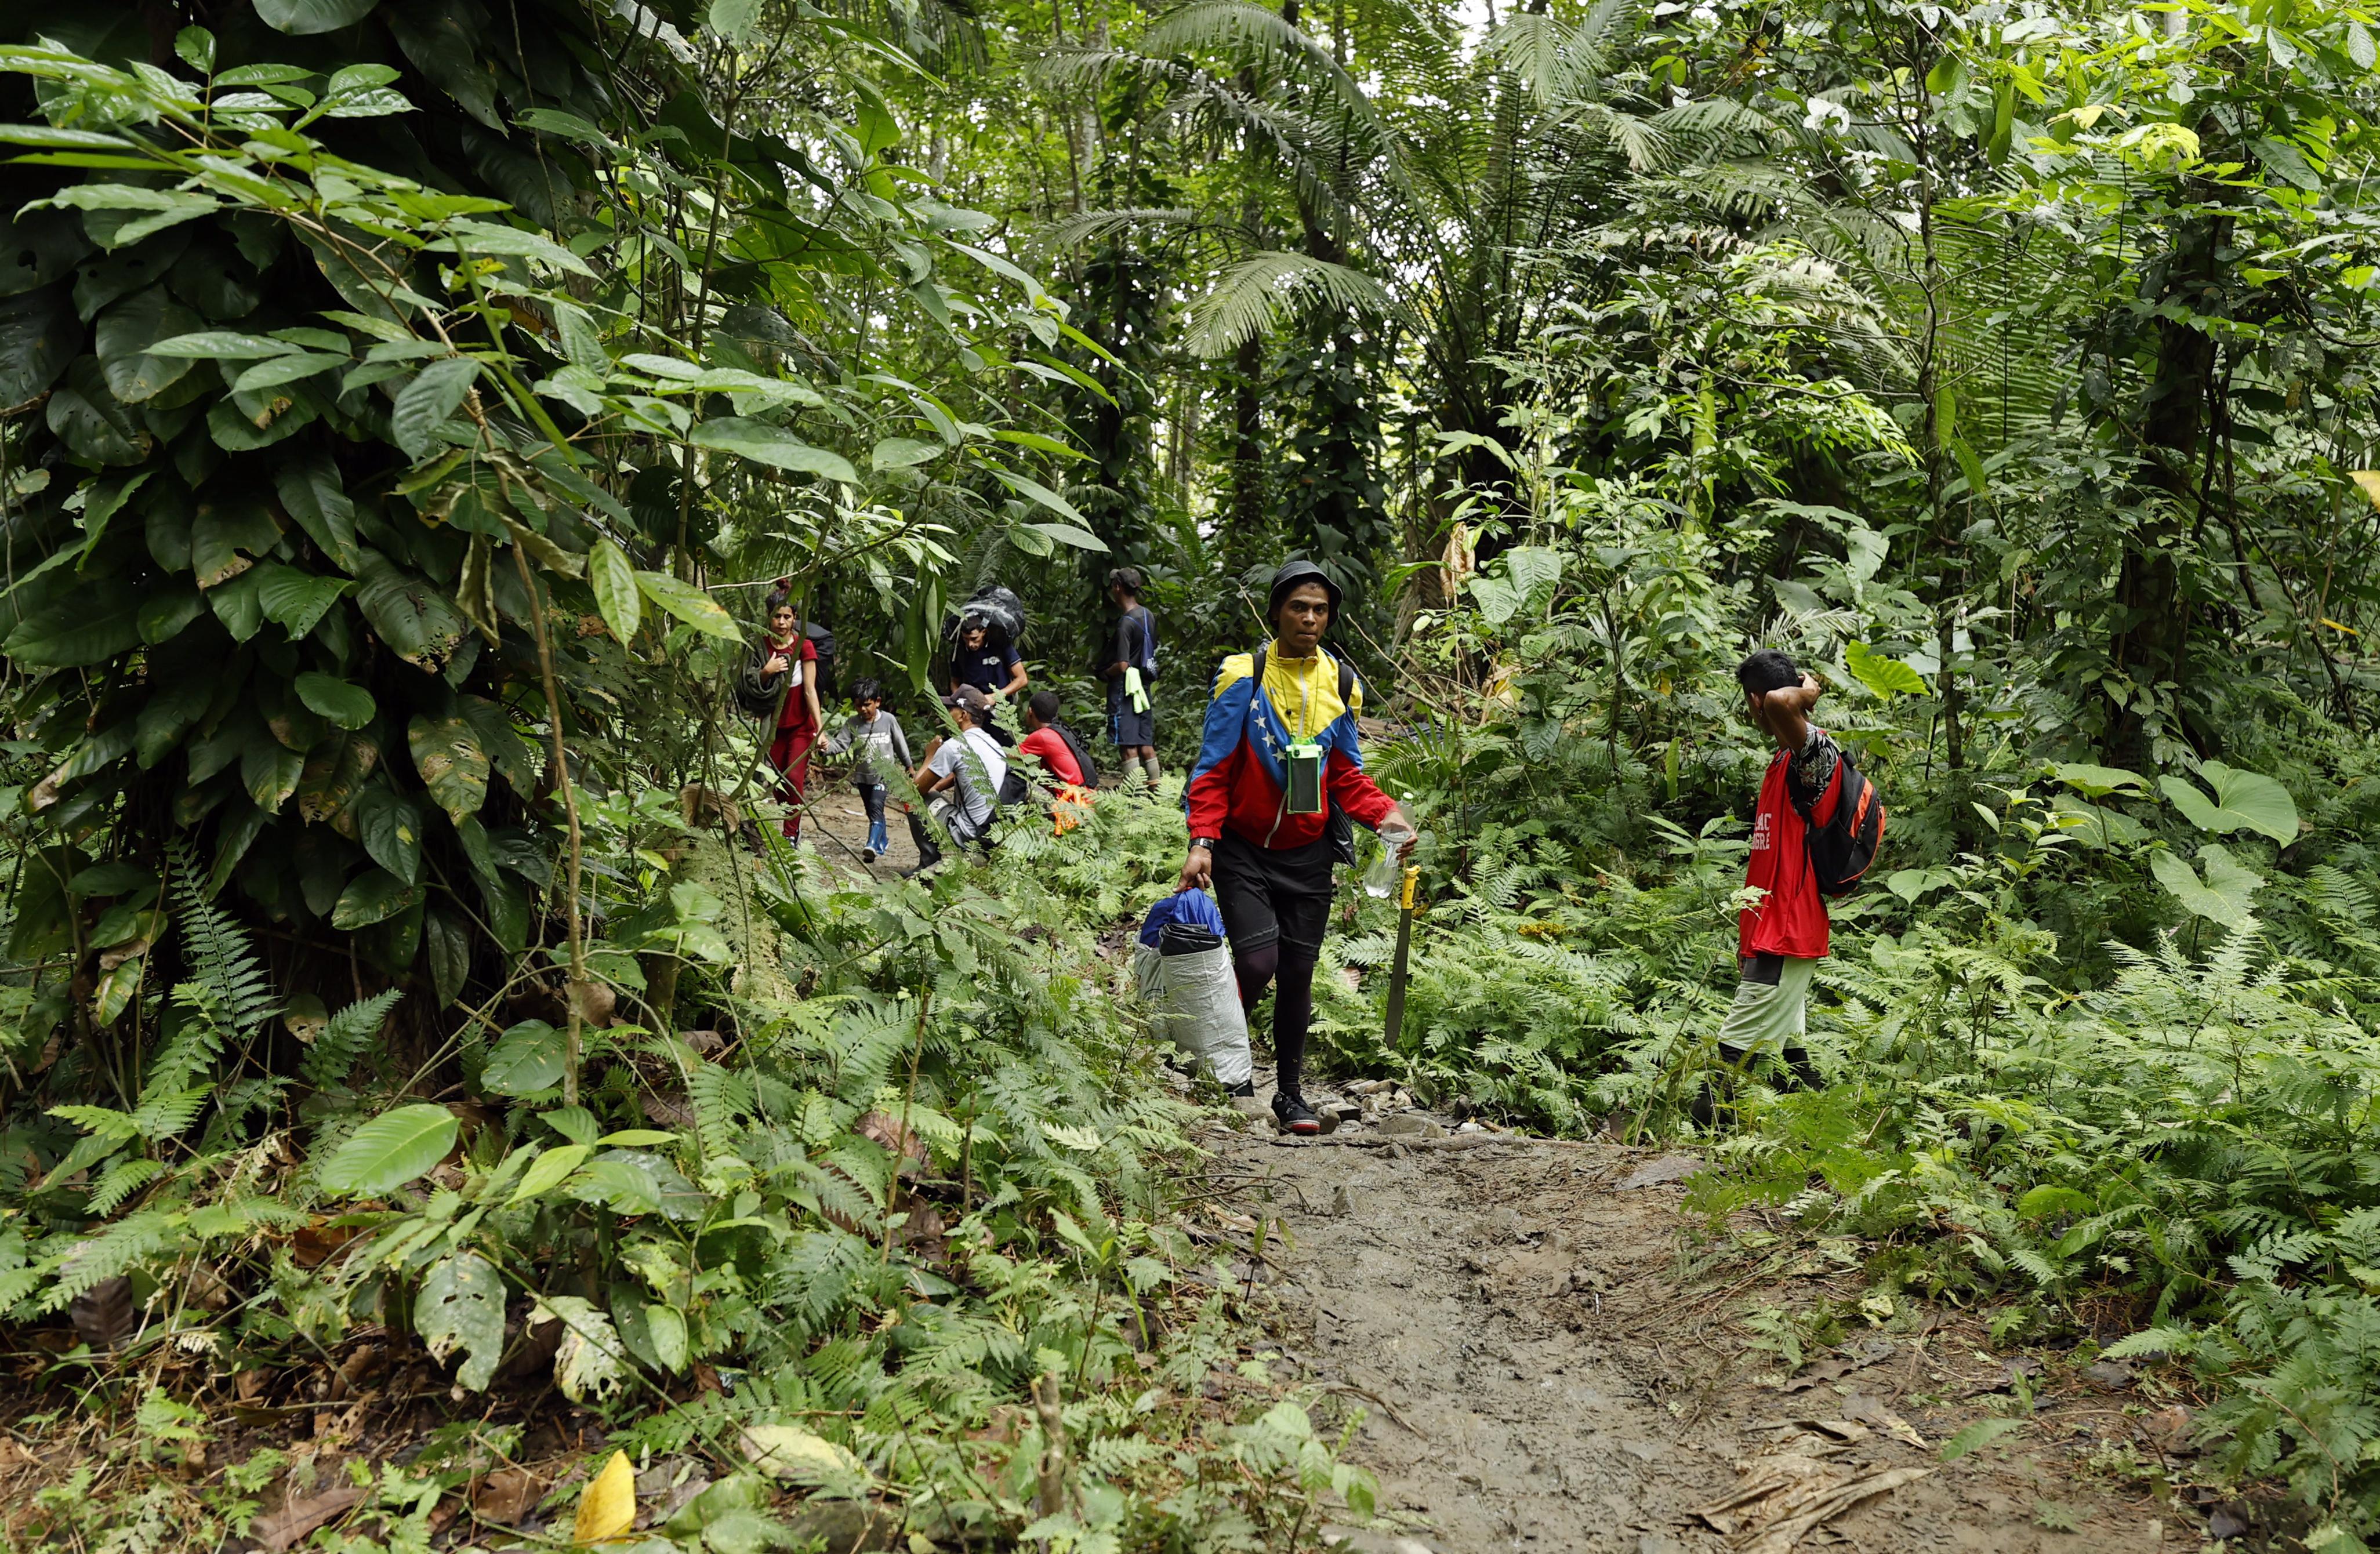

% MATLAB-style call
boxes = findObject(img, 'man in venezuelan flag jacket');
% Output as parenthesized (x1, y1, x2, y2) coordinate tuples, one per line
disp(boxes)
(1176, 561, 1415, 1134)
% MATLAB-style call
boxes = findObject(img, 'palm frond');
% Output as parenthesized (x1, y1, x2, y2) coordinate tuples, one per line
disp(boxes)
(1182, 249, 1410, 357)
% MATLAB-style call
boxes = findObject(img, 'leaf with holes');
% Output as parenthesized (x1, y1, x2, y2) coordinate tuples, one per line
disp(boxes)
(538, 1295, 629, 1403)
(318, 1102, 458, 1194)
(416, 1251, 503, 1391)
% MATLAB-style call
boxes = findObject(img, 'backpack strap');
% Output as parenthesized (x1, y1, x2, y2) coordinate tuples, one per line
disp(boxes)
(1250, 645, 1358, 725)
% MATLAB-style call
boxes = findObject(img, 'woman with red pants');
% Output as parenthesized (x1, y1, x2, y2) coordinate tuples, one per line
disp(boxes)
(742, 592, 825, 839)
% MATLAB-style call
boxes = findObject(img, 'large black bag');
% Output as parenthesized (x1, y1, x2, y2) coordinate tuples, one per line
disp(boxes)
(1790, 747, 1886, 896)
(1052, 721, 1101, 790)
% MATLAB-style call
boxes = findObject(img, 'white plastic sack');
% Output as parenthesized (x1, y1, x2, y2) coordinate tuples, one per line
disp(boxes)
(1132, 942, 1252, 1087)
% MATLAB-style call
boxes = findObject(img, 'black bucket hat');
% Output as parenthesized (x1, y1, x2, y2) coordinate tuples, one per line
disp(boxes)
(1266, 559, 1343, 622)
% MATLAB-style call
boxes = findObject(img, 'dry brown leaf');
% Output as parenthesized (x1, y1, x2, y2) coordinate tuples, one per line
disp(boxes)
(574, 1449, 636, 1544)
(1692, 1451, 1931, 1554)
(251, 1486, 365, 1552)
(1837, 1392, 1928, 1450)
(1777, 1356, 1855, 1394)
(291, 1219, 362, 1269)
(472, 1466, 540, 1526)
(855, 1110, 928, 1166)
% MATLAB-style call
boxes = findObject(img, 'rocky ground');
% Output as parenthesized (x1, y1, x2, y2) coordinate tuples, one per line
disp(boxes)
(1198, 1077, 2214, 1554)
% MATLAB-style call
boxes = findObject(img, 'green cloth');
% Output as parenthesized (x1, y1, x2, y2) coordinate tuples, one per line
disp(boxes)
(1713, 956, 1816, 1058)
(1124, 666, 1149, 711)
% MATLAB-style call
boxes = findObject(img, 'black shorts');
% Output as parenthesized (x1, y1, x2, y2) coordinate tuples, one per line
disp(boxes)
(1211, 829, 1333, 956)
(1106, 679, 1154, 747)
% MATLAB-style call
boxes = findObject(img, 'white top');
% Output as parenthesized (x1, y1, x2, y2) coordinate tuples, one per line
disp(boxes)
(927, 727, 1008, 827)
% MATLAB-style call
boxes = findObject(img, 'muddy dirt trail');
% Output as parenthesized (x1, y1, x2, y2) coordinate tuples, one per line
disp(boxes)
(1200, 1081, 2192, 1554)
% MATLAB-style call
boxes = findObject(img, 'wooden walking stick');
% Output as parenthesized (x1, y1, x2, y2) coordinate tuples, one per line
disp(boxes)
(1383, 865, 1420, 1047)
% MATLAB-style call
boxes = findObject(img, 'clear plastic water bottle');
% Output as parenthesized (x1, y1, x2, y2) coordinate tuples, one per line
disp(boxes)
(1365, 825, 1418, 899)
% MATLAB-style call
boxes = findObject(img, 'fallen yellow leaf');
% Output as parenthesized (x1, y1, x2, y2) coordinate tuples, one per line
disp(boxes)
(573, 1449, 635, 1545)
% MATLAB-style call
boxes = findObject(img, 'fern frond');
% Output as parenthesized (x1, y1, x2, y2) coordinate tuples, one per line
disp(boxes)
(169, 852, 276, 1034)
(84, 1157, 166, 1217)
(301, 988, 403, 1090)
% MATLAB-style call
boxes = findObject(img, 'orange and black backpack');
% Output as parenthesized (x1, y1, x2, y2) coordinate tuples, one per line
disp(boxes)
(1791, 748, 1885, 896)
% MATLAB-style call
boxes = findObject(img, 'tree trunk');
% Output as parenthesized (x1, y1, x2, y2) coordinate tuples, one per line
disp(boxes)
(2107, 215, 2222, 767)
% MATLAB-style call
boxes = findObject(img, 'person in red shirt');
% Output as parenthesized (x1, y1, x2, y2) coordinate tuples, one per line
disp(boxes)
(1018, 690, 1095, 834)
(1698, 649, 1837, 1124)
(741, 591, 825, 840)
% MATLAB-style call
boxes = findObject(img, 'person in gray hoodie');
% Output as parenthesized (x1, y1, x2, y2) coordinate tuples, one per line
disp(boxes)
(821, 678, 912, 860)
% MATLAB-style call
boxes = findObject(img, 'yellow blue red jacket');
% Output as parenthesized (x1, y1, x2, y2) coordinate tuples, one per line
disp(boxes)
(1185, 643, 1396, 848)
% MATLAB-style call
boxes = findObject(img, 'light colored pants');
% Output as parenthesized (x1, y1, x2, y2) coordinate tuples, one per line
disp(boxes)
(1713, 954, 1816, 1061)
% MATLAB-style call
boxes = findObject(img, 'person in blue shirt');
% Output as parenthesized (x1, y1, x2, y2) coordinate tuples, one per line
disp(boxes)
(952, 619, 1028, 703)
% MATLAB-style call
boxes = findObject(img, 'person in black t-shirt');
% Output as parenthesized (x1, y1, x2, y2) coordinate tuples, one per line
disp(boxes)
(1102, 568, 1160, 786)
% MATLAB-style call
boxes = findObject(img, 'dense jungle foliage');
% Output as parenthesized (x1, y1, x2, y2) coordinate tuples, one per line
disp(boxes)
(8, 0, 2380, 1545)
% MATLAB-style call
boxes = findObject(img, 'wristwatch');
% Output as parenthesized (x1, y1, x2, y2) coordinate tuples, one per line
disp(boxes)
(1189, 837, 1216, 851)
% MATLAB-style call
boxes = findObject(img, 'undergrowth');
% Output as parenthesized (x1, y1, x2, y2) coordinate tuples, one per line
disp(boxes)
(0, 788, 1374, 1552)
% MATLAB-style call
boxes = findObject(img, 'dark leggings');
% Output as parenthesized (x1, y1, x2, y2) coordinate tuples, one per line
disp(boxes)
(1233, 939, 1320, 1095)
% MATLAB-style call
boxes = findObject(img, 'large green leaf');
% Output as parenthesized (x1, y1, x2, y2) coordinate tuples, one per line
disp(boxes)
(2159, 762, 2298, 844)
(256, 0, 379, 33)
(95, 286, 201, 404)
(2052, 763, 2148, 800)
(254, 564, 351, 638)
(407, 715, 490, 823)
(331, 867, 422, 930)
(635, 571, 740, 641)
(482, 1020, 566, 1096)
(1025, 521, 1108, 553)
(46, 357, 150, 466)
(0, 209, 90, 299)
(295, 672, 376, 731)
(588, 536, 641, 646)
(275, 447, 361, 571)
(391, 358, 481, 458)
(243, 738, 304, 814)
(416, 1251, 503, 1392)
(691, 417, 859, 484)
(1845, 640, 1927, 698)
(295, 732, 379, 823)
(4, 578, 143, 667)
(190, 497, 284, 589)
(507, 1142, 593, 1204)
(0, 287, 81, 405)
(354, 553, 467, 671)
(456, 698, 534, 794)
(354, 786, 426, 885)
(2149, 845, 2263, 930)
(318, 1102, 458, 1194)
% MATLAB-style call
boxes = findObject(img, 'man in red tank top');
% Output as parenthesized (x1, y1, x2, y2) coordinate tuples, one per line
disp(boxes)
(1696, 649, 1841, 1125)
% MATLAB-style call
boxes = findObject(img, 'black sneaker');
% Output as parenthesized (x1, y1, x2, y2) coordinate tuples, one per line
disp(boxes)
(1272, 1090, 1321, 1135)
(1228, 1080, 1255, 1098)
